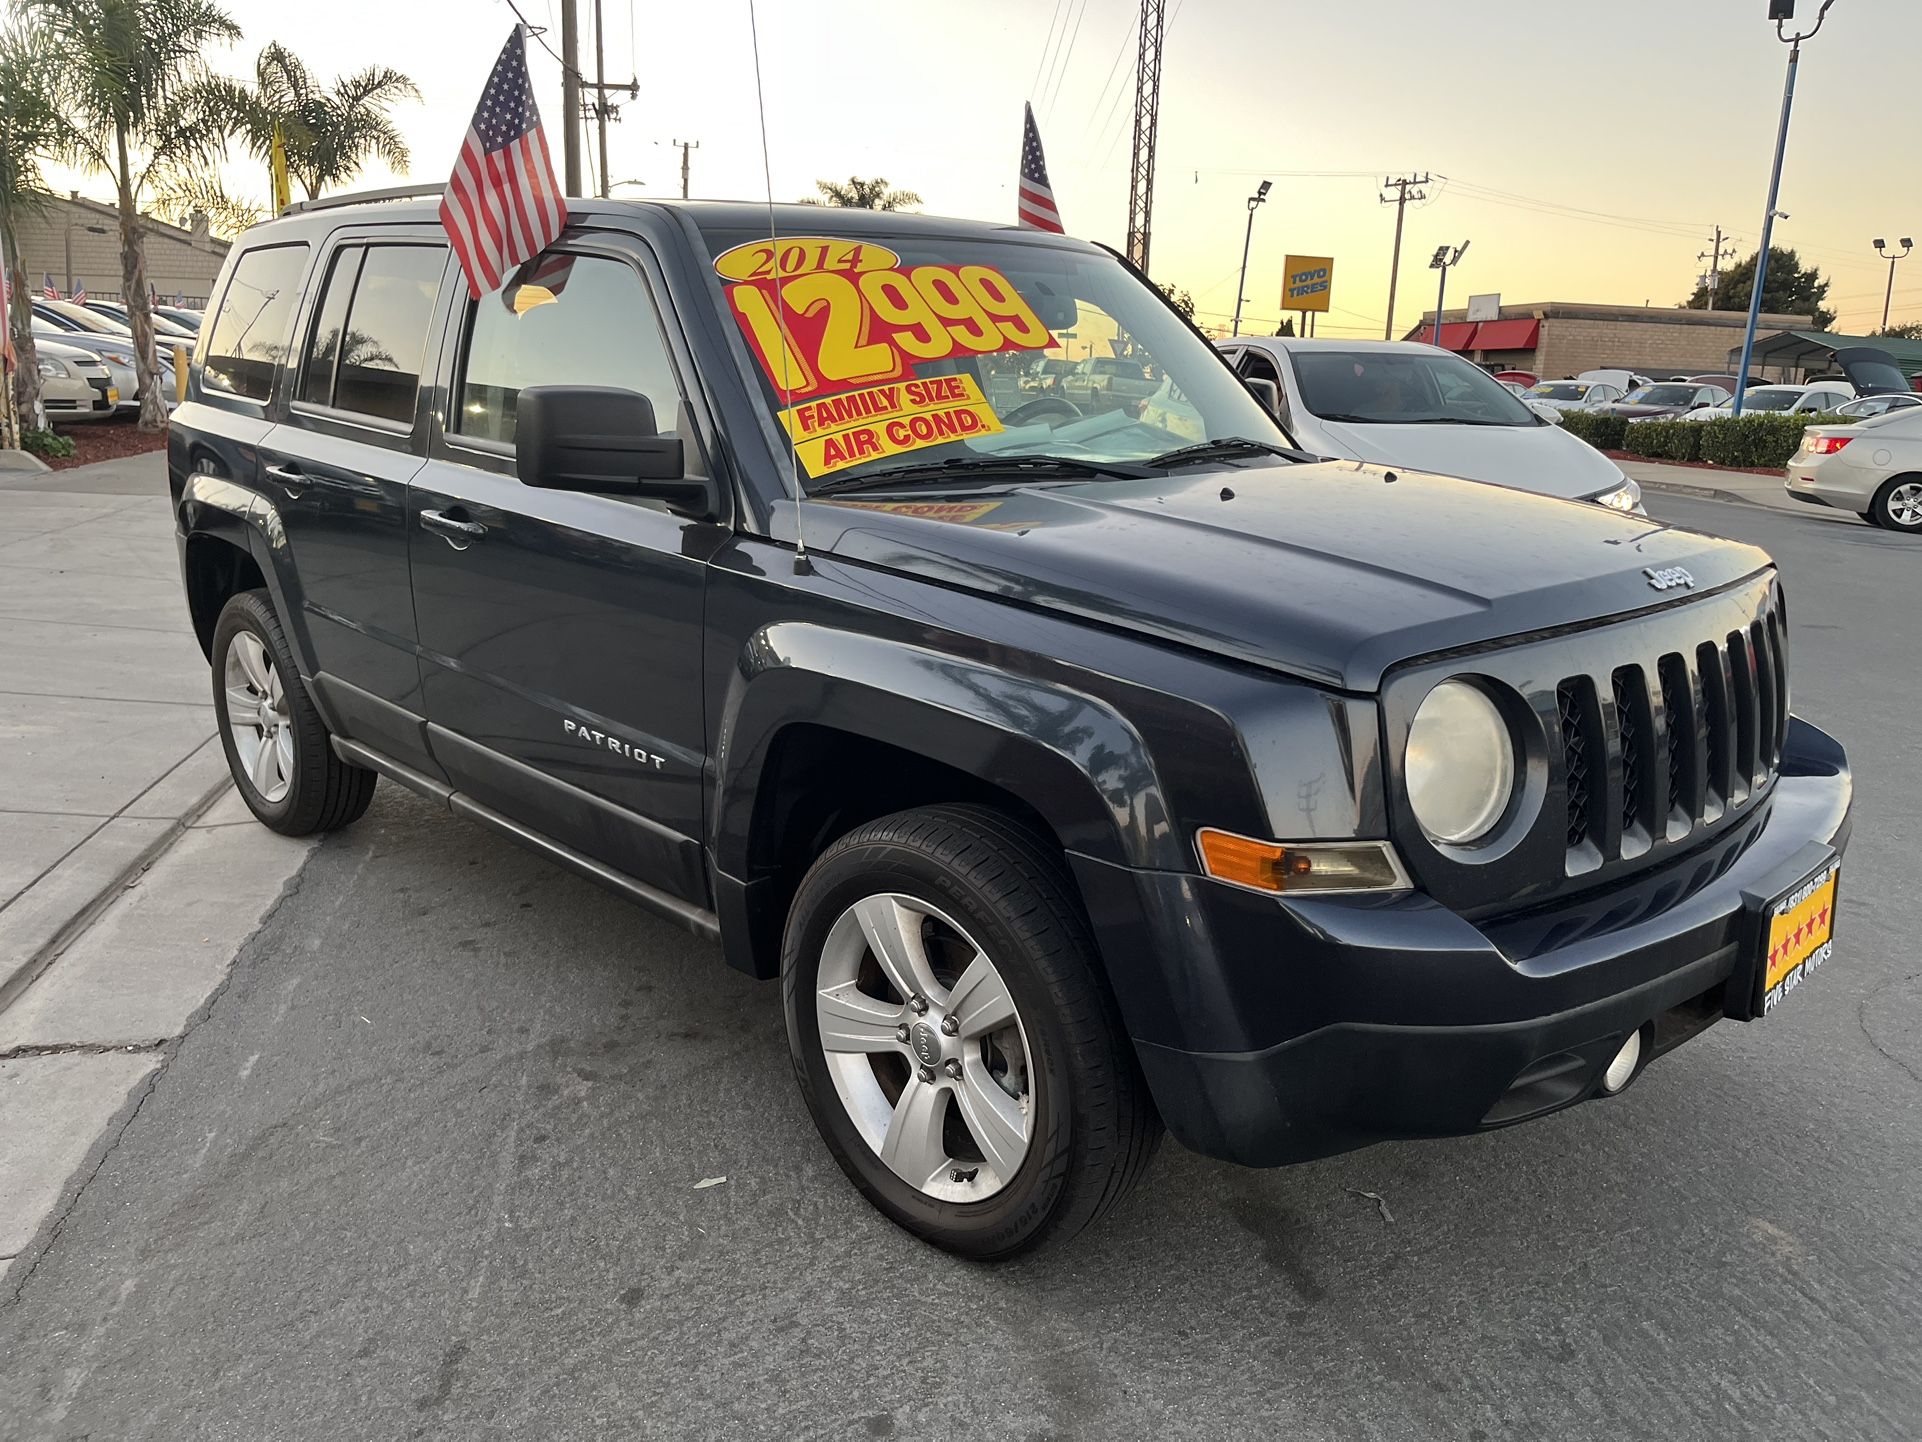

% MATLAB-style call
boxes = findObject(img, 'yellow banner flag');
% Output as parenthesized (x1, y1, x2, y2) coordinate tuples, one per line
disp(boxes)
(270, 121, 291, 214)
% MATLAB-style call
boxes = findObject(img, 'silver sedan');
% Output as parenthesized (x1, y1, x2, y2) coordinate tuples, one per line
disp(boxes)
(1785, 407, 1922, 533)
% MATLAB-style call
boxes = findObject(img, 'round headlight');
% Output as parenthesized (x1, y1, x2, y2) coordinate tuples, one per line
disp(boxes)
(1406, 679, 1515, 845)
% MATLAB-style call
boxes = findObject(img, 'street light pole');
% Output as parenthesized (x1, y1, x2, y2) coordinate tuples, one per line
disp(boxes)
(1428, 240, 1469, 347)
(1874, 238, 1913, 332)
(1231, 180, 1270, 338)
(1733, 0, 1838, 416)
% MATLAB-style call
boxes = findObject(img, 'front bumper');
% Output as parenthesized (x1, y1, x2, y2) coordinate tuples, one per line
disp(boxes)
(1076, 717, 1851, 1168)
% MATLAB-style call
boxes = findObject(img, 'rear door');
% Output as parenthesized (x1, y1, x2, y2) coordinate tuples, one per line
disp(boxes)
(409, 238, 725, 906)
(257, 231, 448, 775)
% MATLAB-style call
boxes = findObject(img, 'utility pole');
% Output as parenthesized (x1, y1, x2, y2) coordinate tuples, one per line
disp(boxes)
(1699, 224, 1737, 308)
(1874, 237, 1913, 332)
(559, 0, 582, 195)
(1231, 180, 1271, 337)
(1380, 172, 1430, 339)
(1735, 0, 1839, 416)
(593, 0, 609, 198)
(673, 139, 700, 200)
(1428, 240, 1469, 347)
(1124, 0, 1167, 273)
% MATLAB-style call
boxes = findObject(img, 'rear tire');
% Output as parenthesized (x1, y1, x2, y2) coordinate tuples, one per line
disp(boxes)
(782, 804, 1160, 1259)
(212, 590, 376, 836)
(1868, 475, 1922, 534)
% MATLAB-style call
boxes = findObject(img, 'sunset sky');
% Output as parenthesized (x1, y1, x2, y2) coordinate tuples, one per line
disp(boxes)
(51, 0, 1922, 336)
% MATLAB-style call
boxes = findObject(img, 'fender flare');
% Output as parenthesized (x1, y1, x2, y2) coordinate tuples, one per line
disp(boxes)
(177, 472, 305, 666)
(710, 623, 1183, 878)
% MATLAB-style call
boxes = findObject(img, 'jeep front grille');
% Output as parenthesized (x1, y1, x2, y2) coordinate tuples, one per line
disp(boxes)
(1556, 599, 1787, 871)
(1382, 573, 1788, 917)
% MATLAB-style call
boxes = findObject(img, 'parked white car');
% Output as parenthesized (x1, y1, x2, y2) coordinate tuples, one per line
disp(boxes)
(1834, 392, 1922, 421)
(1523, 379, 1627, 415)
(29, 336, 118, 422)
(1785, 407, 1922, 533)
(1219, 337, 1640, 509)
(1683, 382, 1853, 421)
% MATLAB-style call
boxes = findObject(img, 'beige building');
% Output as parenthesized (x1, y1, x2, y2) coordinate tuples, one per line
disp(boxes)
(12, 191, 230, 307)
(1404, 301, 1818, 380)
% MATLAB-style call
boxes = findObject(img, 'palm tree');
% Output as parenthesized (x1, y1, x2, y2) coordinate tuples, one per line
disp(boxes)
(224, 43, 418, 202)
(0, 28, 62, 433)
(24, 0, 243, 430)
(807, 177, 921, 211)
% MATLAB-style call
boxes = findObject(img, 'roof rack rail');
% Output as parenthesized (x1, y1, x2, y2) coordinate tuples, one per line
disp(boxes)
(279, 183, 447, 217)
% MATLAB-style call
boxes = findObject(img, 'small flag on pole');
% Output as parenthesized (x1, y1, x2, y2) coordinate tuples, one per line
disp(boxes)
(42, 274, 57, 299)
(1017, 102, 1063, 234)
(71, 279, 86, 304)
(439, 27, 567, 299)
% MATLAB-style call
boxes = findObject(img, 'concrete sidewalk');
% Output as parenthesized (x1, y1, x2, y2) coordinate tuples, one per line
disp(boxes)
(0, 452, 317, 1286)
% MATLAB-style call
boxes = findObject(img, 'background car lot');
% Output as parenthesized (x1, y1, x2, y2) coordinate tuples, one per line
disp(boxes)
(3, 482, 1917, 1441)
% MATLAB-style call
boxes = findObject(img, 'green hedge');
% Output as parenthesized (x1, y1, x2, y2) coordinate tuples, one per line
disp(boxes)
(1620, 419, 1703, 462)
(1697, 411, 1836, 469)
(1559, 408, 1845, 469)
(1554, 410, 1627, 451)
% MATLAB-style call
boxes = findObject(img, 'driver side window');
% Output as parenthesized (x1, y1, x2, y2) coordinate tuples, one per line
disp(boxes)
(455, 252, 703, 476)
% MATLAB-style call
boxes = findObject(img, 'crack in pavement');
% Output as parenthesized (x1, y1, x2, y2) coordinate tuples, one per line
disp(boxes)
(0, 1040, 165, 1061)
(1856, 970, 1922, 1086)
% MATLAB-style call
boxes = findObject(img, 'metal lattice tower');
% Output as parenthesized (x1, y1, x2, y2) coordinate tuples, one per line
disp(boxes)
(1124, 0, 1166, 274)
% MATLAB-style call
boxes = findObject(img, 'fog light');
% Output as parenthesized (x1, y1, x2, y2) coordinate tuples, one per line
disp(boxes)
(1600, 1030, 1643, 1094)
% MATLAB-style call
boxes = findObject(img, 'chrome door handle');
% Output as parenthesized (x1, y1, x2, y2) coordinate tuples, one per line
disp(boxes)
(263, 463, 304, 499)
(420, 508, 488, 543)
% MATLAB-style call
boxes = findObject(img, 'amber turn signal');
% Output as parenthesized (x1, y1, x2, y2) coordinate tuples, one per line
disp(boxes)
(1195, 828, 1410, 895)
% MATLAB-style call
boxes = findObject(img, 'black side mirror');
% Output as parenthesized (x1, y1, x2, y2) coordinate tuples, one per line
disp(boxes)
(515, 385, 713, 513)
(1243, 375, 1283, 419)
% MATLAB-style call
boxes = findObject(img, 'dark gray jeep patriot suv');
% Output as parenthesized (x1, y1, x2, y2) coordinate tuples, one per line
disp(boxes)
(169, 194, 1851, 1258)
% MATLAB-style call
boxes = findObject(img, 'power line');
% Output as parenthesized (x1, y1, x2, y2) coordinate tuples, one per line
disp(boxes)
(501, 0, 584, 79)
(1029, 0, 1067, 99)
(1040, 0, 1089, 121)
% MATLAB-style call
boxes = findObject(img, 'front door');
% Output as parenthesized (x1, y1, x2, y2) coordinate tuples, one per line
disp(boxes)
(260, 235, 449, 774)
(410, 242, 723, 906)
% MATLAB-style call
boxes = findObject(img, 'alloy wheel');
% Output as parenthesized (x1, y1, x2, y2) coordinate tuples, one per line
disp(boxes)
(223, 630, 294, 803)
(815, 893, 1034, 1202)
(1887, 481, 1922, 529)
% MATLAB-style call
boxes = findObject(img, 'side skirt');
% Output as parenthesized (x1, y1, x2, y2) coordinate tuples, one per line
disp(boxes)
(330, 735, 721, 943)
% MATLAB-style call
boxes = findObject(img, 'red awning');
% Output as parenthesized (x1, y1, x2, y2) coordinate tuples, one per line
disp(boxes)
(1469, 318, 1541, 351)
(1433, 322, 1479, 351)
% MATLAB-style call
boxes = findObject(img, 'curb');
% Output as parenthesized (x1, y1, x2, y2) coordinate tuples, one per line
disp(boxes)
(0, 773, 233, 1019)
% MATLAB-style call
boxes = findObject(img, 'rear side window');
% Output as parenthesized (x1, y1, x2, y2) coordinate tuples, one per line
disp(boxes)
(201, 244, 308, 402)
(454, 252, 697, 467)
(298, 243, 444, 424)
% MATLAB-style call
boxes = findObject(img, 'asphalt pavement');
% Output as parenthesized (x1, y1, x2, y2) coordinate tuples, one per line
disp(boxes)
(3, 493, 1919, 1442)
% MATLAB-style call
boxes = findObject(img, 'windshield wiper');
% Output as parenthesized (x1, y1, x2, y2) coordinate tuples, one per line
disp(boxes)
(809, 453, 1159, 496)
(1147, 436, 1318, 468)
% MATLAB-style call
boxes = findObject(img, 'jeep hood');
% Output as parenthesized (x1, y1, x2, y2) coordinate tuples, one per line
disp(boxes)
(808, 459, 1773, 691)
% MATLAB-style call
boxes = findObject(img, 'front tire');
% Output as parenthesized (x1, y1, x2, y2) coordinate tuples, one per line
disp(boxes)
(1868, 475, 1922, 534)
(782, 805, 1160, 1259)
(211, 590, 376, 835)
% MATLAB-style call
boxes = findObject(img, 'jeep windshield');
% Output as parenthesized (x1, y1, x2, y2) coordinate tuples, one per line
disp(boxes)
(695, 222, 1287, 489)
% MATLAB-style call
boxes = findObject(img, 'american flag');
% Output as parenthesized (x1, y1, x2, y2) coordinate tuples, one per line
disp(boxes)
(1018, 102, 1063, 234)
(42, 274, 57, 299)
(439, 28, 567, 299)
(71, 280, 86, 304)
